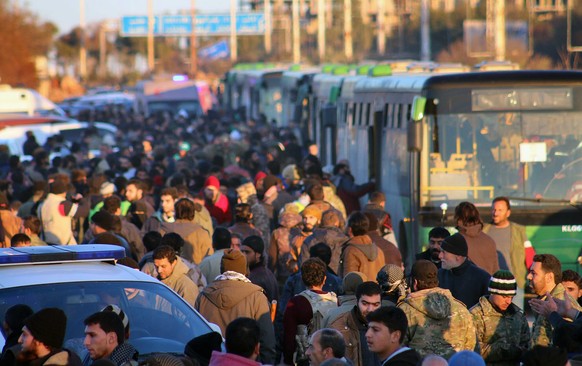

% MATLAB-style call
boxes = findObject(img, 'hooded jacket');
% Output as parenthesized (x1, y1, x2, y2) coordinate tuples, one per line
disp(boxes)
(457, 222, 499, 275)
(398, 287, 477, 359)
(339, 235, 386, 282)
(299, 226, 349, 274)
(160, 220, 213, 265)
(159, 259, 200, 307)
(195, 273, 276, 364)
(470, 296, 530, 365)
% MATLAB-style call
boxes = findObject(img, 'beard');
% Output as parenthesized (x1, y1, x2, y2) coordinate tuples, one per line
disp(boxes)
(430, 248, 441, 261)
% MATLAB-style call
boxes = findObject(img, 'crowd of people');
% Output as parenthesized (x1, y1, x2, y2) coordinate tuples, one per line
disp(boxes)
(0, 105, 581, 366)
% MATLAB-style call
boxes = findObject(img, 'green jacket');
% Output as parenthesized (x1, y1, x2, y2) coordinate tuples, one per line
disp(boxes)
(398, 287, 477, 359)
(483, 222, 528, 289)
(470, 296, 530, 365)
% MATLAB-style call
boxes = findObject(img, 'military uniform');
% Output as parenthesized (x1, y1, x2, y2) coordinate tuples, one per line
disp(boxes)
(398, 287, 477, 359)
(470, 296, 530, 365)
(531, 283, 582, 346)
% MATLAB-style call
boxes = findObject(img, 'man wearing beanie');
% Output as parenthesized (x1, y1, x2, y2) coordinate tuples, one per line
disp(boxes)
(470, 270, 530, 365)
(290, 205, 323, 270)
(339, 211, 385, 283)
(398, 260, 476, 359)
(17, 308, 82, 366)
(437, 233, 491, 308)
(195, 249, 276, 364)
(241, 235, 279, 304)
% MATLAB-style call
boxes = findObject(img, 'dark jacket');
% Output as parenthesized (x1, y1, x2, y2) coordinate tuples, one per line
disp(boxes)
(248, 262, 279, 303)
(19, 349, 83, 366)
(382, 348, 421, 366)
(438, 259, 490, 308)
(415, 250, 442, 269)
(299, 226, 349, 274)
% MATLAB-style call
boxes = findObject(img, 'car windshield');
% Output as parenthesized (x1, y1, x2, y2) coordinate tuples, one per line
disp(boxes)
(0, 281, 212, 358)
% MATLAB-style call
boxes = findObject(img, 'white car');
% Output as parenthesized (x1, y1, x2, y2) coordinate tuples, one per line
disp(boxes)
(0, 245, 219, 359)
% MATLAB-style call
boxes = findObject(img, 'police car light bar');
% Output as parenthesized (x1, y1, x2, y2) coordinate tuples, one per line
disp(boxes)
(0, 245, 125, 265)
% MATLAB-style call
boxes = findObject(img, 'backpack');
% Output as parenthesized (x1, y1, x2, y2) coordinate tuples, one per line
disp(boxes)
(294, 289, 338, 364)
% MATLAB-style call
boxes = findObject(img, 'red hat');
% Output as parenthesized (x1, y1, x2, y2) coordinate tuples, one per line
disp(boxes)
(204, 176, 220, 189)
(254, 172, 267, 187)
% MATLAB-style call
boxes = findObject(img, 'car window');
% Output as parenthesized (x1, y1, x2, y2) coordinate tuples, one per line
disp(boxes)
(0, 280, 211, 358)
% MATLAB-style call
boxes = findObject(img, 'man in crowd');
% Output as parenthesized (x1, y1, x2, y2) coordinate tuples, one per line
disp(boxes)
(203, 175, 231, 225)
(306, 329, 349, 366)
(22, 216, 47, 246)
(483, 196, 534, 307)
(124, 179, 154, 230)
(199, 227, 231, 283)
(562, 269, 582, 306)
(292, 206, 323, 266)
(241, 235, 278, 303)
(415, 227, 450, 269)
(99, 196, 145, 261)
(142, 187, 178, 233)
(329, 281, 382, 366)
(399, 260, 476, 359)
(196, 249, 275, 364)
(470, 270, 530, 364)
(339, 211, 385, 282)
(437, 233, 490, 308)
(152, 245, 199, 307)
(365, 306, 421, 366)
(83, 311, 138, 366)
(17, 308, 81, 366)
(208, 317, 263, 366)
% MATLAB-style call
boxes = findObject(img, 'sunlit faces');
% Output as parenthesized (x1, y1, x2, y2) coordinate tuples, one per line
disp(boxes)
(153, 257, 177, 280)
(527, 261, 551, 296)
(302, 214, 318, 232)
(438, 250, 463, 270)
(84, 323, 117, 360)
(428, 237, 445, 261)
(491, 200, 511, 227)
(306, 332, 327, 366)
(365, 321, 401, 361)
(358, 294, 382, 318)
(125, 184, 140, 202)
(489, 293, 513, 312)
(160, 195, 175, 215)
(562, 281, 582, 301)
(18, 326, 36, 352)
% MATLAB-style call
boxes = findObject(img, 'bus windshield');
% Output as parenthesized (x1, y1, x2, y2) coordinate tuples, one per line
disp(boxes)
(421, 110, 582, 207)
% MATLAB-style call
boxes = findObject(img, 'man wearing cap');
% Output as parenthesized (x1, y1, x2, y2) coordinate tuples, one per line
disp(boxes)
(195, 248, 276, 364)
(152, 245, 199, 307)
(398, 260, 476, 359)
(329, 281, 382, 366)
(203, 175, 231, 225)
(17, 308, 82, 366)
(241, 235, 278, 304)
(291, 205, 323, 272)
(437, 232, 491, 308)
(39, 180, 88, 245)
(339, 212, 385, 283)
(470, 270, 530, 365)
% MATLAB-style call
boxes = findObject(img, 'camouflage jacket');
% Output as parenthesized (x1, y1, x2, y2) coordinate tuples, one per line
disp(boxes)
(470, 296, 530, 366)
(531, 283, 582, 347)
(398, 287, 477, 359)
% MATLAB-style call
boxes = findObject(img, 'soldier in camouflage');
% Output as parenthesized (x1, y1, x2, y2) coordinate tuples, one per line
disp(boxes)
(470, 270, 530, 365)
(527, 254, 581, 347)
(398, 260, 477, 359)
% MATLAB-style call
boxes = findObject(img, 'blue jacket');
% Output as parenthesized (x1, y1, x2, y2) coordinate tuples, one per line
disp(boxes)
(438, 259, 490, 309)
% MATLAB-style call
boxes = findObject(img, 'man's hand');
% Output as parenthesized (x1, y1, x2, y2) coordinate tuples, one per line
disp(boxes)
(529, 294, 557, 318)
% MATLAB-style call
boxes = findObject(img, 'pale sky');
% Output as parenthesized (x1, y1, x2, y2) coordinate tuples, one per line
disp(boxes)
(24, 0, 233, 34)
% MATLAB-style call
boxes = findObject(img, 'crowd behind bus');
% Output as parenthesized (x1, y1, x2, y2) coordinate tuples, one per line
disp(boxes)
(0, 103, 581, 366)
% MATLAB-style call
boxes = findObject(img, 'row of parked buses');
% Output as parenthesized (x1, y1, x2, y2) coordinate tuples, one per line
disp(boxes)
(223, 60, 582, 271)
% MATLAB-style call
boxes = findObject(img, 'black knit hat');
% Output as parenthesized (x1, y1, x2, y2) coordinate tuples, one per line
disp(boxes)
(184, 332, 222, 365)
(92, 211, 115, 231)
(441, 233, 468, 257)
(24, 308, 67, 349)
(489, 270, 517, 296)
(242, 235, 264, 255)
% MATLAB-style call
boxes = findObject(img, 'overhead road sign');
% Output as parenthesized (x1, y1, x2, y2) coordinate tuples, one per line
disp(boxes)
(199, 40, 229, 60)
(121, 13, 266, 37)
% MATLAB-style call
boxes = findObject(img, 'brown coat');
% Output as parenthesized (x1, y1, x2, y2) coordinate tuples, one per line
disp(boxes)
(339, 234, 386, 281)
(329, 307, 364, 366)
(368, 230, 402, 267)
(160, 219, 213, 264)
(0, 210, 22, 248)
(458, 223, 499, 275)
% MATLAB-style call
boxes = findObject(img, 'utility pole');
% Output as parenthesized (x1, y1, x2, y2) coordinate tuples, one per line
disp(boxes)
(99, 23, 106, 78)
(377, 0, 386, 55)
(317, 0, 325, 61)
(265, 0, 272, 54)
(494, 0, 505, 61)
(147, 0, 155, 72)
(344, 0, 353, 61)
(230, 0, 238, 62)
(79, 0, 87, 80)
(293, 0, 300, 63)
(420, 0, 430, 61)
(190, 0, 197, 76)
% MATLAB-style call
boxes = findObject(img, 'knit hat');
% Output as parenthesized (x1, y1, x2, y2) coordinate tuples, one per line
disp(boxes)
(92, 211, 115, 231)
(50, 180, 68, 195)
(221, 249, 248, 275)
(100, 182, 116, 196)
(488, 270, 517, 296)
(254, 171, 267, 187)
(282, 164, 300, 181)
(236, 182, 257, 204)
(301, 205, 322, 222)
(24, 308, 67, 349)
(440, 233, 468, 257)
(101, 304, 129, 339)
(4, 304, 33, 333)
(411, 260, 439, 288)
(184, 332, 222, 365)
(343, 272, 368, 295)
(242, 235, 264, 255)
(204, 176, 220, 189)
(377, 264, 405, 293)
(263, 175, 280, 191)
(448, 351, 485, 366)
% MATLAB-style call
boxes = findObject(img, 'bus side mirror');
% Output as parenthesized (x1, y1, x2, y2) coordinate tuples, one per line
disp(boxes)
(408, 97, 426, 152)
(411, 96, 426, 121)
(322, 104, 337, 127)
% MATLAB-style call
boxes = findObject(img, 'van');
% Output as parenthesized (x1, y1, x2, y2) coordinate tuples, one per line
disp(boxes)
(0, 85, 66, 117)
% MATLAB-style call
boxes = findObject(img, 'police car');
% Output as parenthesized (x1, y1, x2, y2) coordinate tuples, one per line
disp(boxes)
(0, 245, 218, 358)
